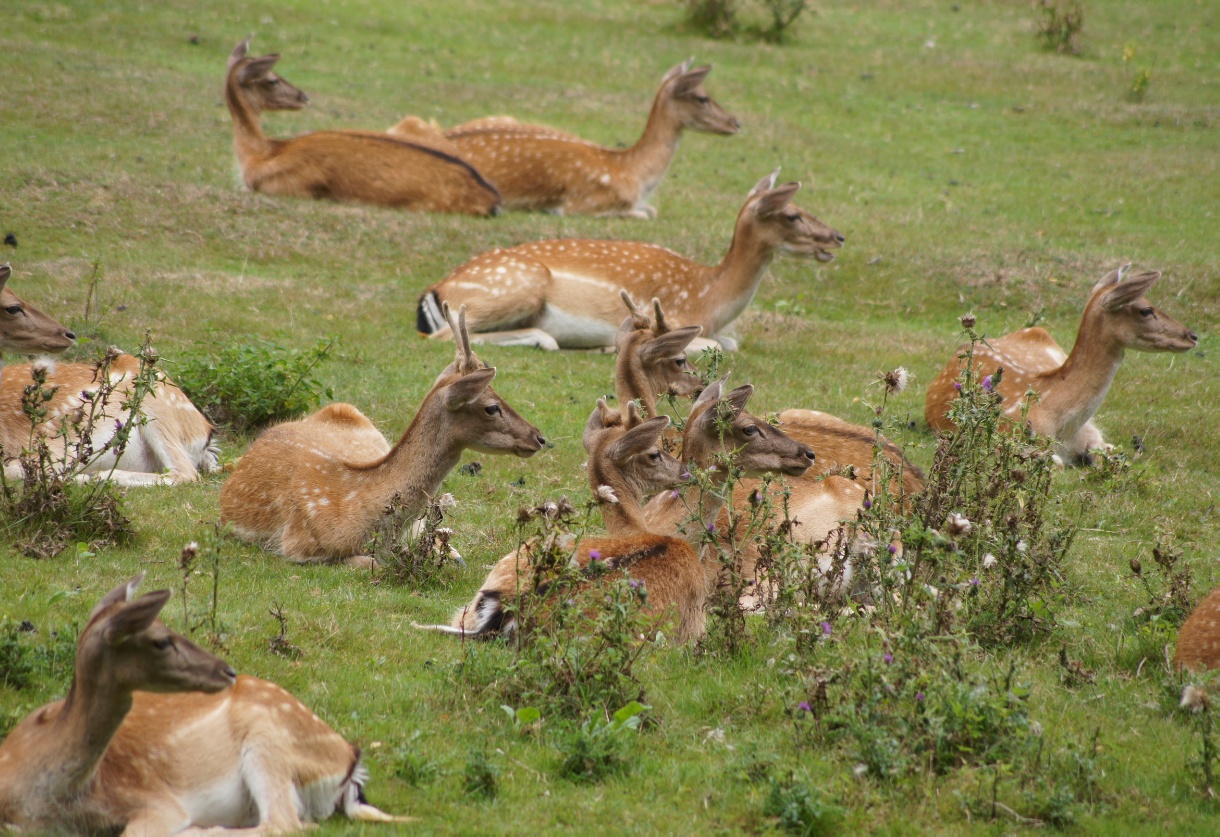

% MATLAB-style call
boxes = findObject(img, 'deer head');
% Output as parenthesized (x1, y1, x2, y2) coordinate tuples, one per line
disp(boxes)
(743, 170, 844, 262)
(0, 264, 77, 355)
(227, 37, 309, 113)
(1085, 265, 1198, 354)
(684, 375, 815, 478)
(584, 399, 688, 502)
(658, 60, 740, 135)
(616, 292, 703, 410)
(81, 574, 236, 695)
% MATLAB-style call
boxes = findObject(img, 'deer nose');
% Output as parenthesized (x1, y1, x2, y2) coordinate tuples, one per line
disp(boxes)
(835, 233, 846, 245)
(63, 329, 77, 341)
(802, 446, 816, 463)
(1188, 331, 1198, 343)
(535, 433, 548, 448)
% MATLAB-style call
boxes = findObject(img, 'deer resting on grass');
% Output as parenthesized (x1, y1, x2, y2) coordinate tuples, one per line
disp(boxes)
(925, 265, 1198, 465)
(0, 573, 404, 833)
(428, 59, 739, 218)
(417, 171, 844, 351)
(0, 263, 77, 355)
(225, 37, 500, 216)
(220, 304, 545, 564)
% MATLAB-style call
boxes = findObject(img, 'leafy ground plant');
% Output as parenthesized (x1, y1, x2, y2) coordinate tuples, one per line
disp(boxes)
(1036, 0, 1084, 55)
(172, 336, 335, 433)
(369, 492, 462, 589)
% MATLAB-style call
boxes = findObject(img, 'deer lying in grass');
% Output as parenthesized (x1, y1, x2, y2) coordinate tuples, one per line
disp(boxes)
(615, 291, 704, 418)
(0, 264, 76, 355)
(1, 350, 220, 487)
(925, 265, 1198, 465)
(1175, 588, 1220, 672)
(417, 171, 843, 350)
(0, 573, 404, 833)
(417, 399, 711, 644)
(225, 37, 500, 216)
(434, 60, 740, 218)
(220, 304, 545, 564)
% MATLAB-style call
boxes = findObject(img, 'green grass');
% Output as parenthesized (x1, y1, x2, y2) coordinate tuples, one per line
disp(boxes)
(2, 0, 1218, 832)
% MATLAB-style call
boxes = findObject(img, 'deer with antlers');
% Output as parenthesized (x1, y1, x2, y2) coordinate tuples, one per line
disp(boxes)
(417, 172, 843, 351)
(422, 60, 739, 218)
(220, 304, 545, 564)
(0, 264, 77, 355)
(416, 399, 714, 644)
(925, 265, 1198, 465)
(0, 573, 404, 833)
(1, 348, 219, 487)
(224, 37, 500, 216)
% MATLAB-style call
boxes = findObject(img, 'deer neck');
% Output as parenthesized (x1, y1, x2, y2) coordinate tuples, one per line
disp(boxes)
(40, 659, 133, 796)
(707, 221, 776, 334)
(224, 73, 271, 165)
(615, 347, 658, 418)
(618, 97, 683, 198)
(588, 460, 652, 534)
(359, 404, 466, 521)
(1036, 317, 1125, 439)
(682, 436, 734, 531)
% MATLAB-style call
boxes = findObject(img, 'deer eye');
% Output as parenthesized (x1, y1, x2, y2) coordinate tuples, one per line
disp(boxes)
(742, 425, 760, 437)
(1139, 307, 1154, 317)
(152, 637, 174, 651)
(674, 357, 686, 368)
(3, 305, 21, 316)
(484, 404, 502, 417)
(695, 94, 710, 104)
(785, 213, 800, 223)
(649, 451, 662, 462)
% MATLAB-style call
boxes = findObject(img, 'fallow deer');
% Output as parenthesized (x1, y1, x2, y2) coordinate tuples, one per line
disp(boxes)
(417, 400, 710, 644)
(416, 171, 844, 351)
(438, 60, 740, 218)
(220, 303, 545, 564)
(0, 264, 76, 355)
(0, 574, 404, 833)
(615, 291, 704, 419)
(925, 265, 1198, 464)
(1175, 588, 1220, 672)
(0, 351, 220, 487)
(224, 38, 500, 216)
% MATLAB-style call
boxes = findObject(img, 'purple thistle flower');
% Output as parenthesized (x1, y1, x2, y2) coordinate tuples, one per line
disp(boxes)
(915, 691, 926, 702)
(629, 579, 643, 590)
(981, 375, 993, 391)
(671, 489, 681, 500)
(590, 550, 601, 561)
(970, 577, 980, 587)
(707, 523, 716, 533)
(821, 622, 832, 636)
(883, 653, 893, 665)
(863, 497, 872, 510)
(953, 382, 962, 391)
(887, 544, 898, 554)
(797, 701, 812, 713)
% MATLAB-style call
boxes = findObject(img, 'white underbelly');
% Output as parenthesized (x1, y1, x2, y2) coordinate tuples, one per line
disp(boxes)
(183, 771, 258, 827)
(536, 305, 619, 348)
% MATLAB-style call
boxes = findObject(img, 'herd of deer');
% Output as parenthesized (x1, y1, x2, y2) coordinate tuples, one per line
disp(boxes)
(0, 36, 1203, 833)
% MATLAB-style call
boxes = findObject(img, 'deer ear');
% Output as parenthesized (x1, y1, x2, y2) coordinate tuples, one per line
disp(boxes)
(89, 572, 147, 621)
(620, 290, 650, 330)
(103, 589, 173, 646)
(1101, 270, 1161, 312)
(672, 66, 712, 97)
(691, 373, 728, 413)
(443, 367, 497, 410)
(748, 169, 781, 197)
(0, 264, 10, 293)
(238, 54, 281, 84)
(1090, 263, 1131, 296)
(661, 58, 695, 84)
(228, 36, 252, 71)
(583, 398, 620, 451)
(639, 326, 703, 364)
(724, 384, 755, 416)
(754, 183, 801, 217)
(609, 415, 671, 461)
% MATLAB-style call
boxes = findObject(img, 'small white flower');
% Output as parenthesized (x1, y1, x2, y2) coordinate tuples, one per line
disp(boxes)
(437, 493, 457, 510)
(1016, 539, 1028, 553)
(542, 501, 559, 518)
(31, 357, 57, 375)
(597, 485, 620, 505)
(982, 553, 997, 569)
(1181, 685, 1209, 714)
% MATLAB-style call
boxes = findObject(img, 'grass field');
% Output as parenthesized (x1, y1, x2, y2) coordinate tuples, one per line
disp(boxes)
(2, 0, 1218, 832)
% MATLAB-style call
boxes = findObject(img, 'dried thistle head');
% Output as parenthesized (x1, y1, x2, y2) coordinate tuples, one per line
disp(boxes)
(881, 367, 909, 395)
(960, 313, 976, 330)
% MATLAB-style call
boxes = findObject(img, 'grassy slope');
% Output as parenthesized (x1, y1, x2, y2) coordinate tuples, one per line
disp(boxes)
(1, 0, 1217, 832)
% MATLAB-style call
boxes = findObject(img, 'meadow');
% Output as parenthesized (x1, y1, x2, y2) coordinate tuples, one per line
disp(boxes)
(1, 0, 1218, 832)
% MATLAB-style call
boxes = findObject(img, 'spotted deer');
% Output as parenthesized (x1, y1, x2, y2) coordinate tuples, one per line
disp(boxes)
(417, 399, 710, 644)
(1175, 588, 1220, 672)
(925, 265, 1198, 464)
(0, 352, 220, 487)
(437, 60, 740, 218)
(0, 574, 404, 833)
(220, 304, 545, 564)
(0, 264, 77, 355)
(416, 171, 844, 351)
(224, 38, 500, 216)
